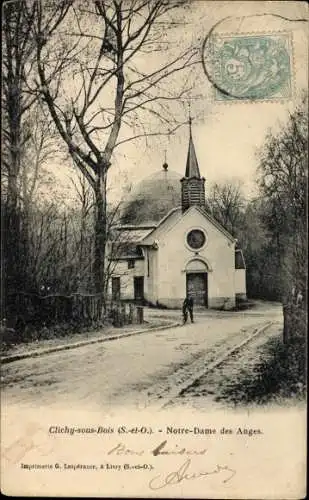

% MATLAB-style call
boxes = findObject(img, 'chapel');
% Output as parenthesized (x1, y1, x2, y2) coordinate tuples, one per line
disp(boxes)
(108, 121, 246, 309)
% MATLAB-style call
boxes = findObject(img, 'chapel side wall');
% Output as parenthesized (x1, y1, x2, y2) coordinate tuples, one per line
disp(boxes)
(206, 227, 235, 309)
(155, 232, 187, 308)
(144, 249, 159, 304)
(235, 269, 247, 299)
(155, 210, 236, 309)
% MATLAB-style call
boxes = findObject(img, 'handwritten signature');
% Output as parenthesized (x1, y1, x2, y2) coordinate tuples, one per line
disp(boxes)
(148, 458, 236, 490)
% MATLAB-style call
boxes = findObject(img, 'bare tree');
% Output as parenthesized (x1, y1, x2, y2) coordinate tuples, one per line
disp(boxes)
(2, 0, 38, 298)
(19, 102, 59, 211)
(26, 197, 86, 294)
(2, 0, 36, 210)
(257, 99, 307, 295)
(257, 98, 308, 341)
(258, 103, 307, 237)
(2, 0, 72, 305)
(31, 0, 198, 294)
(2, 0, 71, 207)
(207, 180, 246, 236)
(70, 172, 95, 290)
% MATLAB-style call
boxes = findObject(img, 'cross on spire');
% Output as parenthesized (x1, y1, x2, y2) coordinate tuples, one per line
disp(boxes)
(188, 102, 193, 134)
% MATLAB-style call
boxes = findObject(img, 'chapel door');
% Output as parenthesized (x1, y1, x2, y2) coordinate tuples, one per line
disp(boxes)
(134, 277, 144, 302)
(186, 273, 208, 307)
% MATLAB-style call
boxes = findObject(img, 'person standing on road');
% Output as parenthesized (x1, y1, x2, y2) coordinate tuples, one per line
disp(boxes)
(182, 296, 194, 324)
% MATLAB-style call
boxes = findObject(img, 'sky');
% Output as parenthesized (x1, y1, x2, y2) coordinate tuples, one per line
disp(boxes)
(46, 0, 308, 205)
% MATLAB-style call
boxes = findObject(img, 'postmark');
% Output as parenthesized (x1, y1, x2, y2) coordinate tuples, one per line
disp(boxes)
(203, 32, 292, 102)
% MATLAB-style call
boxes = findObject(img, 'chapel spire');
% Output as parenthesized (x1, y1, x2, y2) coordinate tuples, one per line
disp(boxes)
(185, 116, 201, 178)
(181, 116, 206, 212)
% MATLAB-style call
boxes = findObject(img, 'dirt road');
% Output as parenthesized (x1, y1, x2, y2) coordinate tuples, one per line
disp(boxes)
(1, 302, 282, 411)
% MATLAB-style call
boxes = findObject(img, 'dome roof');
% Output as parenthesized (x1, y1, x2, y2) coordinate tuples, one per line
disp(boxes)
(120, 167, 182, 224)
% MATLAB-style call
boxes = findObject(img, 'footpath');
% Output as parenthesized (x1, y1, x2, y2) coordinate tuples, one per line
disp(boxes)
(1, 318, 179, 364)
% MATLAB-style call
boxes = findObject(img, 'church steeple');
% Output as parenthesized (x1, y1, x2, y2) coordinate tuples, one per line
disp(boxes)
(185, 116, 201, 178)
(181, 117, 206, 212)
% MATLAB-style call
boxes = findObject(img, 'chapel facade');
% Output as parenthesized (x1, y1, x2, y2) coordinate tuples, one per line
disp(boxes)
(108, 122, 246, 309)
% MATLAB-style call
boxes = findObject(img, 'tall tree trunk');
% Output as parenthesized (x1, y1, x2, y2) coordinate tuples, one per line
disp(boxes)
(94, 167, 107, 296)
(5, 145, 24, 296)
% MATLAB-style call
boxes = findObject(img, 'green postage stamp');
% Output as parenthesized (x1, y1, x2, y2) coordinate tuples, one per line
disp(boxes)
(208, 33, 292, 101)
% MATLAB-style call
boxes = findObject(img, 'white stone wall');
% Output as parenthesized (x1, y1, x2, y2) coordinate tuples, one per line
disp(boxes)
(154, 208, 236, 308)
(143, 249, 158, 304)
(235, 269, 247, 299)
(108, 259, 145, 300)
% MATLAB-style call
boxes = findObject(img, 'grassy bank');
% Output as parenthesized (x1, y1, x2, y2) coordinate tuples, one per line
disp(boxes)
(217, 335, 306, 405)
